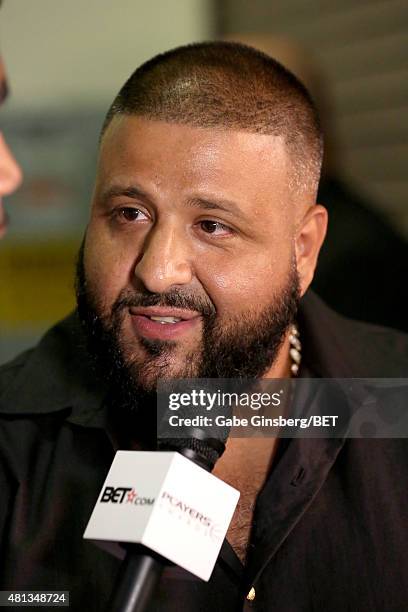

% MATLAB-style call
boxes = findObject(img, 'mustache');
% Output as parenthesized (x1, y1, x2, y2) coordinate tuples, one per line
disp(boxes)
(111, 289, 216, 318)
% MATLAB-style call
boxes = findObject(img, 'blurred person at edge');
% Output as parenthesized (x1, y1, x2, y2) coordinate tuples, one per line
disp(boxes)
(224, 34, 408, 332)
(0, 53, 23, 237)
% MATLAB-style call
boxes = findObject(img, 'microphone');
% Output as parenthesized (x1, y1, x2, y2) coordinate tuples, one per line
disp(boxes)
(83, 427, 239, 612)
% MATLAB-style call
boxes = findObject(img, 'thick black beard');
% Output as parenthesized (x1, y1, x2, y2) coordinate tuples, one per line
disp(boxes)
(75, 238, 300, 419)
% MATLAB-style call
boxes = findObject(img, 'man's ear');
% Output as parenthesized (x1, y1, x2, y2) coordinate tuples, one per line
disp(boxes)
(295, 204, 328, 297)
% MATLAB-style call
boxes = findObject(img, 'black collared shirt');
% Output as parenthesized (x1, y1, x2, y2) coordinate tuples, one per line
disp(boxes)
(1, 292, 407, 611)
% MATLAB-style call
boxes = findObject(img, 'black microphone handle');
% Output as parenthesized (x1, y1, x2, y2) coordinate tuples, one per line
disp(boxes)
(107, 436, 224, 611)
(108, 545, 165, 612)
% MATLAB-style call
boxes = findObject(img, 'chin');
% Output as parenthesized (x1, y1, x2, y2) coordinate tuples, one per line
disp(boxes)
(131, 349, 200, 389)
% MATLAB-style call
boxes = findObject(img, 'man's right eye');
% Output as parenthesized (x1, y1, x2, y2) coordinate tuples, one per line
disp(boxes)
(115, 207, 149, 222)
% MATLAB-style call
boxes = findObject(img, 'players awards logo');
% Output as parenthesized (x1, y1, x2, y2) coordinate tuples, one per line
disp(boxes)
(159, 490, 223, 543)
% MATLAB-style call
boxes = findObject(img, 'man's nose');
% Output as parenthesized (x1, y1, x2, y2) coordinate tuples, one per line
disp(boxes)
(134, 223, 193, 293)
(0, 133, 23, 196)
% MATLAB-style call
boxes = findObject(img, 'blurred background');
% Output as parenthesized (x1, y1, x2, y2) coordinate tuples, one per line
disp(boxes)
(1, 0, 407, 362)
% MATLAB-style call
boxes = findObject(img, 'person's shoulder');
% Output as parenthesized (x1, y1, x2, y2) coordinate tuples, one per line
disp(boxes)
(0, 313, 74, 392)
(300, 291, 408, 377)
(0, 348, 35, 393)
(339, 311, 408, 347)
(339, 314, 408, 375)
(0, 312, 87, 415)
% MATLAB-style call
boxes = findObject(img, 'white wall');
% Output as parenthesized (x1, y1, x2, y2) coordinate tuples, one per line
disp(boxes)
(0, 0, 213, 111)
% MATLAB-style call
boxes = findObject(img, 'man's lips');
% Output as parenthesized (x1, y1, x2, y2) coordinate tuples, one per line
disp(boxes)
(129, 307, 201, 321)
(129, 307, 202, 340)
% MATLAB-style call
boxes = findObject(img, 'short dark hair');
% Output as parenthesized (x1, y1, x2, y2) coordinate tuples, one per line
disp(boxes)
(102, 41, 323, 196)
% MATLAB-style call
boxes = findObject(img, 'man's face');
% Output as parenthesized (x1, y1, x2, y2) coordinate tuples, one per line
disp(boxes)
(80, 116, 300, 391)
(0, 58, 22, 238)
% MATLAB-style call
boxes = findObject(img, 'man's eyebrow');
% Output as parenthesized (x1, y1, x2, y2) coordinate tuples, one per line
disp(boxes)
(187, 196, 247, 220)
(0, 79, 9, 105)
(100, 184, 151, 203)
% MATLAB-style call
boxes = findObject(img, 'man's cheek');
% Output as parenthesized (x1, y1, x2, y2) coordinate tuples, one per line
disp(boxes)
(84, 249, 123, 308)
(207, 268, 266, 306)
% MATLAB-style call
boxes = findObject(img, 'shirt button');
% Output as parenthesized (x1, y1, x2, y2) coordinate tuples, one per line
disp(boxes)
(247, 587, 256, 601)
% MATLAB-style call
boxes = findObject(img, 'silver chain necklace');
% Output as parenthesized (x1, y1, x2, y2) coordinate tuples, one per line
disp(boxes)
(289, 324, 302, 376)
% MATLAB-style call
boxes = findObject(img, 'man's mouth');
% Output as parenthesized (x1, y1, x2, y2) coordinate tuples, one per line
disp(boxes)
(129, 307, 201, 340)
(148, 316, 183, 325)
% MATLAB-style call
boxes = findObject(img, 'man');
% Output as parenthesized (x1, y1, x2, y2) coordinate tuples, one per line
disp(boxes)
(0, 56, 22, 237)
(0, 42, 407, 611)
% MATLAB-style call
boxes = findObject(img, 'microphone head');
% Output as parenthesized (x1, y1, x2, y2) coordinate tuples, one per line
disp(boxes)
(157, 380, 232, 471)
(157, 428, 226, 471)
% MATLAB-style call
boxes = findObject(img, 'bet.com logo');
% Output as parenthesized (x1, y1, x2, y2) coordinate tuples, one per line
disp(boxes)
(100, 486, 155, 506)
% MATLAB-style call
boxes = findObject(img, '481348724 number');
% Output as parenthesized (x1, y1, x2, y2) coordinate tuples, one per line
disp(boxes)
(0, 591, 69, 607)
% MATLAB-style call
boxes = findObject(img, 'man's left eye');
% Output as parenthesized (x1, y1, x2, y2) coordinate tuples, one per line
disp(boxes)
(199, 220, 232, 236)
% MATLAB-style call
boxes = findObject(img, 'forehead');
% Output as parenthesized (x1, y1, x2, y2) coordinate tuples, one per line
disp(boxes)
(98, 116, 291, 199)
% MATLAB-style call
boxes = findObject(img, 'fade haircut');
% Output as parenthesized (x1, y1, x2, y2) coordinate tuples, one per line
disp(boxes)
(101, 41, 323, 197)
